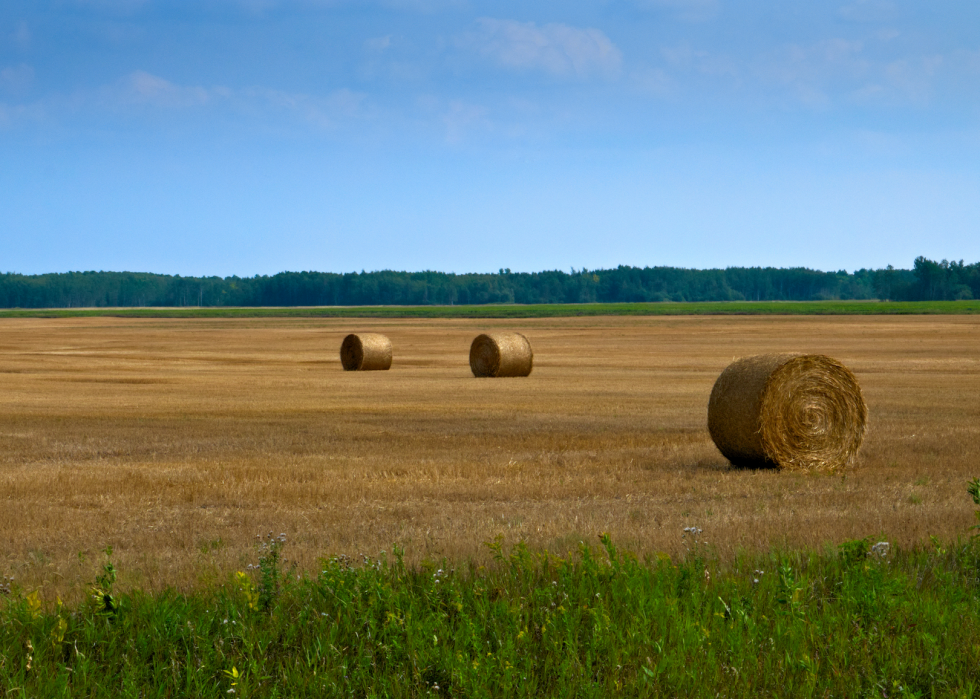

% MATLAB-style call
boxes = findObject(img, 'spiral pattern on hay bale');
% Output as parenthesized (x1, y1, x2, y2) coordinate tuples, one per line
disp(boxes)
(707, 353, 867, 473)
(469, 332, 533, 378)
(340, 333, 392, 371)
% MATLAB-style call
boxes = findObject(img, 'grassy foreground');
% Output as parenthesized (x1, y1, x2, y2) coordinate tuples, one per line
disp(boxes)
(2, 299, 980, 319)
(2, 531, 979, 698)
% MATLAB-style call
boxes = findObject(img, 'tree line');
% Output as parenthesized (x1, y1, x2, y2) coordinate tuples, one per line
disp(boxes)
(0, 257, 976, 308)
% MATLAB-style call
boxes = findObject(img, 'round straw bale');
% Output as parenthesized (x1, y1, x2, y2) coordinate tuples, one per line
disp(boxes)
(340, 333, 392, 371)
(469, 332, 533, 378)
(707, 353, 867, 473)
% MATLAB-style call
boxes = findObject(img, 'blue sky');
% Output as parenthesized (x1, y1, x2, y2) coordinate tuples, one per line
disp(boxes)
(2, 0, 979, 276)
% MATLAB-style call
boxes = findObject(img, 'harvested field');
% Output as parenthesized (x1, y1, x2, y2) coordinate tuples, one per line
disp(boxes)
(1, 315, 978, 600)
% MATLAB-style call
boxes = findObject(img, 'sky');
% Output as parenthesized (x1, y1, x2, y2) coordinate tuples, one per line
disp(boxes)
(1, 1, 979, 276)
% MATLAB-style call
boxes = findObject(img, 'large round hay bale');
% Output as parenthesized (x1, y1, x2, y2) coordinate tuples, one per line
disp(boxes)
(340, 333, 392, 371)
(707, 353, 867, 473)
(469, 332, 533, 378)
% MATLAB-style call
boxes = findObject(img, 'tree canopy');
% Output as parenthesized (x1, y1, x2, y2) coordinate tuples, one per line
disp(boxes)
(0, 258, 975, 309)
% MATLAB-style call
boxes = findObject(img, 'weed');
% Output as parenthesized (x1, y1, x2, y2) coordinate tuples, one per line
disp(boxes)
(0, 535, 979, 696)
(838, 537, 871, 567)
(244, 532, 287, 612)
(90, 546, 116, 615)
(969, 478, 980, 535)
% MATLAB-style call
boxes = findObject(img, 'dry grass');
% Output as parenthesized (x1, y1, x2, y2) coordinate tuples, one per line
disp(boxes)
(1, 315, 979, 601)
(469, 331, 533, 378)
(707, 353, 867, 472)
(340, 332, 392, 371)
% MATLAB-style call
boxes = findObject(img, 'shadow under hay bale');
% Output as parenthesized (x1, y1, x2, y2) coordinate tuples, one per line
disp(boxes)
(469, 332, 533, 378)
(707, 353, 867, 473)
(340, 333, 392, 371)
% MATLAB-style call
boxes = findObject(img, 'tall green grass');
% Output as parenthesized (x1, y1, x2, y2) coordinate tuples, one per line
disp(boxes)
(2, 529, 979, 697)
(2, 299, 980, 319)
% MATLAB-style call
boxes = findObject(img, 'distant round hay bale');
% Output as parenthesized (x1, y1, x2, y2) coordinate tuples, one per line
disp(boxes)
(707, 353, 867, 473)
(340, 333, 392, 371)
(469, 332, 533, 378)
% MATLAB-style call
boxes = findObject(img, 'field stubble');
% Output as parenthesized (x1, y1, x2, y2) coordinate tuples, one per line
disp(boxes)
(1, 315, 978, 601)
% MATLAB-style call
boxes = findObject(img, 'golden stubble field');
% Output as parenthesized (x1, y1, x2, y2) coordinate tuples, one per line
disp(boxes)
(1, 315, 978, 600)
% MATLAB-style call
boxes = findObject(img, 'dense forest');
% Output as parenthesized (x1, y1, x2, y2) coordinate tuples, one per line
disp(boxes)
(0, 257, 976, 308)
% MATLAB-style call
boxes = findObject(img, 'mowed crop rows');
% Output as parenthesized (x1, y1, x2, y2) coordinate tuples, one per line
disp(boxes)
(1, 315, 978, 601)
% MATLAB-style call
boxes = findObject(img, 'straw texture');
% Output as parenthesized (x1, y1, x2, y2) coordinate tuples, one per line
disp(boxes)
(469, 332, 533, 378)
(707, 353, 867, 473)
(340, 333, 392, 371)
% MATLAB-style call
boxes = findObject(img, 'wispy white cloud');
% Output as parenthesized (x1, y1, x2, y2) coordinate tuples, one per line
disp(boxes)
(442, 99, 489, 144)
(838, 0, 898, 23)
(0, 66, 369, 132)
(634, 0, 720, 22)
(102, 71, 367, 128)
(653, 30, 967, 112)
(11, 21, 31, 49)
(461, 18, 622, 79)
(0, 99, 45, 129)
(952, 49, 980, 75)
(122, 70, 212, 108)
(879, 55, 944, 104)
(661, 43, 738, 78)
(196, 0, 466, 13)
(240, 85, 366, 127)
(754, 39, 868, 108)
(64, 0, 150, 13)
(630, 66, 674, 98)
(764, 38, 867, 82)
(364, 35, 392, 53)
(0, 64, 35, 92)
(375, 0, 466, 10)
(757, 38, 954, 108)
(360, 34, 421, 82)
(227, 0, 280, 14)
